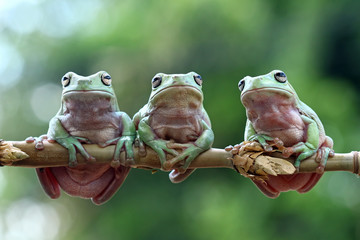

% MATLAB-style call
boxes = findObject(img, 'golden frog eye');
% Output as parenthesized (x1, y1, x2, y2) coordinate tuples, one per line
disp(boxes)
(193, 75, 202, 86)
(152, 76, 162, 88)
(101, 73, 112, 86)
(274, 71, 287, 83)
(61, 74, 71, 87)
(238, 79, 245, 91)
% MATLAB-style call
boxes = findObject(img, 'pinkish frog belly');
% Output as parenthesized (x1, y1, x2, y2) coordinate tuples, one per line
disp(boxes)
(248, 102, 307, 147)
(50, 164, 114, 198)
(149, 111, 203, 143)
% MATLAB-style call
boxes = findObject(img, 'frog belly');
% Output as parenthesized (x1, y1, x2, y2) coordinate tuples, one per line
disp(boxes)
(258, 127, 306, 147)
(149, 114, 202, 143)
(154, 126, 200, 143)
(50, 164, 114, 198)
(70, 128, 119, 144)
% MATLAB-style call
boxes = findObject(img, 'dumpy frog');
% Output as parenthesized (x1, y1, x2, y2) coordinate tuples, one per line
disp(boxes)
(238, 70, 333, 198)
(133, 72, 214, 183)
(27, 71, 135, 205)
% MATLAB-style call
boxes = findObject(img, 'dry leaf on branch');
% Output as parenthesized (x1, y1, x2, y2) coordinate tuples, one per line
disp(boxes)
(225, 141, 296, 182)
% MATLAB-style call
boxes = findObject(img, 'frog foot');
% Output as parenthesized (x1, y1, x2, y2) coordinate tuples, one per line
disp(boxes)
(285, 142, 317, 170)
(134, 137, 147, 157)
(248, 134, 274, 152)
(99, 135, 135, 168)
(56, 136, 95, 167)
(146, 140, 179, 170)
(163, 143, 203, 173)
(25, 135, 48, 150)
(314, 147, 334, 174)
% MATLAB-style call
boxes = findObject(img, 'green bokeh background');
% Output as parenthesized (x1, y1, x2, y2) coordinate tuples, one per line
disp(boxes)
(1, 0, 360, 239)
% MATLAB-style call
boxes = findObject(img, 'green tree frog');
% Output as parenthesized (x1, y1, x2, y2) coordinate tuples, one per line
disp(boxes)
(238, 70, 334, 198)
(27, 71, 135, 205)
(133, 72, 214, 183)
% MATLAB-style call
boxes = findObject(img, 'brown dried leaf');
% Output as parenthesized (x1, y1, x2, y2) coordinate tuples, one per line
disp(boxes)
(226, 140, 296, 181)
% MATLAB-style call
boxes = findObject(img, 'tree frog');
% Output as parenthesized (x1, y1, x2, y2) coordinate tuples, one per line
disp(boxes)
(27, 71, 135, 205)
(133, 72, 214, 183)
(238, 70, 333, 198)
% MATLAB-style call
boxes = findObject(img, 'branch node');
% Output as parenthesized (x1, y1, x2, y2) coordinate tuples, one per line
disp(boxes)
(0, 140, 29, 166)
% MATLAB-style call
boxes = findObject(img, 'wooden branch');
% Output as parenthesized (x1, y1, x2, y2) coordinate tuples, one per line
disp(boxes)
(1, 140, 360, 176)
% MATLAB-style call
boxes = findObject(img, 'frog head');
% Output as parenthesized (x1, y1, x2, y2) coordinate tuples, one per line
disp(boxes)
(59, 71, 119, 114)
(238, 70, 299, 109)
(148, 72, 204, 108)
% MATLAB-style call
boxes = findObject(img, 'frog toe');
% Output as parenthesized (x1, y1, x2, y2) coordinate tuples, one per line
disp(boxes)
(124, 158, 135, 167)
(25, 136, 35, 143)
(314, 147, 333, 174)
(110, 159, 121, 168)
(169, 169, 196, 183)
(26, 136, 46, 150)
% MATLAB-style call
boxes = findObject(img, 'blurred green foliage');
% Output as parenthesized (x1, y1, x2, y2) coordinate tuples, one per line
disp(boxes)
(1, 0, 360, 239)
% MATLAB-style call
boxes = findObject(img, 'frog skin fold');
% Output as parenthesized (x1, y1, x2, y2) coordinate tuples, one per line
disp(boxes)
(133, 72, 214, 183)
(238, 70, 333, 198)
(27, 71, 135, 205)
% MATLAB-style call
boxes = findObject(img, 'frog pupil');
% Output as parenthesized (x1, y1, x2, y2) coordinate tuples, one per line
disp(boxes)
(193, 75, 202, 86)
(62, 76, 70, 87)
(152, 77, 162, 88)
(274, 72, 287, 83)
(238, 80, 245, 91)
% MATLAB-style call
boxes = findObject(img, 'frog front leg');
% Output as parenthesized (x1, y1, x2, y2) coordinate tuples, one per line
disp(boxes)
(48, 117, 95, 167)
(99, 112, 136, 168)
(164, 120, 214, 172)
(282, 115, 331, 170)
(137, 116, 179, 169)
(245, 120, 274, 151)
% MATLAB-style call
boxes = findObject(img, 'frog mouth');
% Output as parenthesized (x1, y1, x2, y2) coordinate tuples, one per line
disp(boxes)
(63, 90, 114, 100)
(241, 87, 294, 100)
(151, 85, 202, 101)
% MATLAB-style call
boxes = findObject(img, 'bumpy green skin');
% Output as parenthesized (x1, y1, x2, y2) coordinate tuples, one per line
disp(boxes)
(133, 72, 214, 176)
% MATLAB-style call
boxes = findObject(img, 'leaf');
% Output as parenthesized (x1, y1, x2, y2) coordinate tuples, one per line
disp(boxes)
(226, 141, 296, 181)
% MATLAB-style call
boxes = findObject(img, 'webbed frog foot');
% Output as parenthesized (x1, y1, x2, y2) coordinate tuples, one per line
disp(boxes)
(248, 134, 274, 152)
(99, 135, 135, 168)
(145, 139, 179, 170)
(314, 147, 334, 174)
(314, 136, 334, 174)
(56, 136, 95, 167)
(162, 142, 203, 173)
(25, 135, 52, 150)
(282, 142, 317, 171)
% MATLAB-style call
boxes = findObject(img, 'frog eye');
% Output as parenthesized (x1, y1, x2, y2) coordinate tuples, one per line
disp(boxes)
(193, 75, 202, 86)
(152, 76, 162, 88)
(238, 79, 245, 91)
(274, 71, 287, 83)
(61, 75, 71, 87)
(101, 73, 112, 86)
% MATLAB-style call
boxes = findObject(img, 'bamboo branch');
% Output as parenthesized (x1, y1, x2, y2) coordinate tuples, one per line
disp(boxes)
(0, 140, 359, 176)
